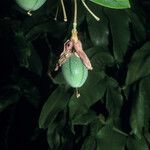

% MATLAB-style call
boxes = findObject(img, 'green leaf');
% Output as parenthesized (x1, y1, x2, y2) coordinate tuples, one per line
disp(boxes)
(140, 76, 150, 131)
(130, 76, 150, 139)
(144, 132, 150, 145)
(86, 5, 109, 47)
(90, 118, 104, 136)
(90, 0, 130, 9)
(54, 72, 67, 85)
(14, 32, 31, 68)
(81, 136, 97, 150)
(105, 9, 130, 62)
(47, 114, 74, 150)
(25, 19, 67, 40)
(69, 71, 107, 122)
(127, 135, 149, 150)
(22, 13, 47, 33)
(130, 84, 144, 138)
(47, 122, 61, 150)
(126, 42, 150, 85)
(39, 86, 71, 129)
(96, 125, 127, 150)
(106, 77, 123, 119)
(86, 47, 114, 71)
(14, 32, 42, 75)
(127, 10, 146, 42)
(73, 110, 97, 125)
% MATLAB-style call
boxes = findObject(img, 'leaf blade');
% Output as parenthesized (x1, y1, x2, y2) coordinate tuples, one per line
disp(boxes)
(39, 86, 71, 129)
(90, 0, 131, 9)
(126, 42, 150, 85)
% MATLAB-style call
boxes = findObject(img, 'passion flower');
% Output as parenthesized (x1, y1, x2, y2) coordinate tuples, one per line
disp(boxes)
(15, 0, 47, 11)
(62, 54, 88, 88)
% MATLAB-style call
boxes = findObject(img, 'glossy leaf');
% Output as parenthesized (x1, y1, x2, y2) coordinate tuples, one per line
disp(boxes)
(73, 110, 97, 125)
(105, 9, 130, 62)
(130, 84, 144, 138)
(130, 76, 150, 138)
(106, 77, 123, 119)
(90, 0, 130, 9)
(86, 47, 114, 71)
(26, 19, 67, 40)
(47, 122, 61, 150)
(39, 86, 71, 129)
(69, 71, 106, 123)
(126, 42, 150, 85)
(0, 0, 149, 149)
(140, 76, 150, 131)
(96, 125, 127, 150)
(86, 4, 109, 47)
(127, 10, 146, 42)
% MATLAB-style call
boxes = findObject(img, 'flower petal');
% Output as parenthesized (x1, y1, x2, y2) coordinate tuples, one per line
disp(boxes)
(74, 40, 93, 70)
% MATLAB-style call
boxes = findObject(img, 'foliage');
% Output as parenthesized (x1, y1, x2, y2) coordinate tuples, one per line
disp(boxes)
(90, 0, 130, 9)
(0, 0, 150, 150)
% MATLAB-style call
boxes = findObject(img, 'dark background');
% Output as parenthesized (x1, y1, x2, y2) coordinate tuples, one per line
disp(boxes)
(0, 0, 150, 150)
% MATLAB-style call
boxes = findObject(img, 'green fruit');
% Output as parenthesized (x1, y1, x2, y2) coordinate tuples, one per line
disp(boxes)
(15, 0, 47, 11)
(62, 54, 88, 88)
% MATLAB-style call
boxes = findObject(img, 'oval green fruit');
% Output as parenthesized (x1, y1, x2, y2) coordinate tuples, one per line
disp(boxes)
(62, 54, 88, 88)
(15, 0, 47, 11)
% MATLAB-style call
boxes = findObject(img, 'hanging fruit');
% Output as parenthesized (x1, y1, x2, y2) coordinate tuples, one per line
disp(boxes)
(62, 53, 88, 88)
(15, 0, 47, 11)
(54, 0, 99, 98)
(54, 31, 92, 98)
(54, 30, 92, 89)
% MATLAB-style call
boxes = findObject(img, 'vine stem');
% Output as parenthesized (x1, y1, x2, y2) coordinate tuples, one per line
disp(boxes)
(81, 0, 100, 21)
(113, 127, 128, 137)
(73, 0, 77, 31)
(61, 0, 67, 22)
(71, 0, 78, 43)
(54, 6, 59, 20)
